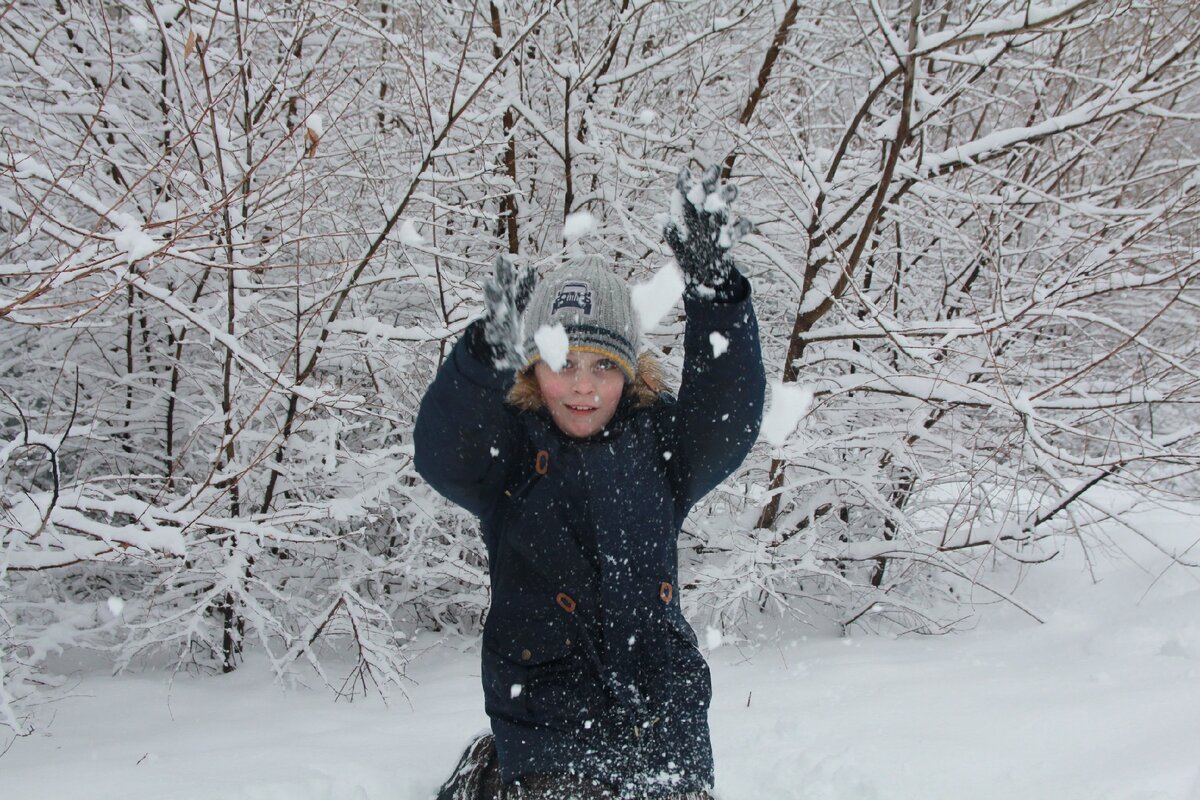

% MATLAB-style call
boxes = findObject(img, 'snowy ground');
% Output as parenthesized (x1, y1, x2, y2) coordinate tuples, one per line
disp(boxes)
(6, 501, 1200, 800)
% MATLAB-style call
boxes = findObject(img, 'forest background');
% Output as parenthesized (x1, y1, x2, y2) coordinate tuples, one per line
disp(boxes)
(2, 0, 1199, 744)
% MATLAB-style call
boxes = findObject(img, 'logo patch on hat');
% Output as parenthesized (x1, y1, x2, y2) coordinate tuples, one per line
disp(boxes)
(552, 281, 593, 317)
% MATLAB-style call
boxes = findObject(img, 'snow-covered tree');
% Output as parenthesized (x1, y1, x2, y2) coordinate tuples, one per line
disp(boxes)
(2, 0, 1198, 740)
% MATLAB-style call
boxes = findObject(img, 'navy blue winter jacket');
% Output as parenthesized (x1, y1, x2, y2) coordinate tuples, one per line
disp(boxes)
(414, 276, 764, 795)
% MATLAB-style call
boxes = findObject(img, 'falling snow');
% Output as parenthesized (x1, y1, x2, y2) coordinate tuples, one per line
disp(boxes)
(534, 323, 569, 370)
(709, 332, 729, 358)
(631, 263, 685, 333)
(399, 219, 424, 246)
(113, 221, 157, 263)
(705, 627, 723, 650)
(563, 212, 596, 239)
(760, 381, 814, 446)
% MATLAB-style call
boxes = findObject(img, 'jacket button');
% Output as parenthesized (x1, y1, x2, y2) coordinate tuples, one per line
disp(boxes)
(520, 648, 532, 661)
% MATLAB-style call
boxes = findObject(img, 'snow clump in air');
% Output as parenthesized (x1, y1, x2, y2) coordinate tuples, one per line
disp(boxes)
(114, 221, 158, 263)
(709, 332, 729, 358)
(631, 262, 685, 333)
(705, 626, 723, 650)
(107, 597, 125, 618)
(760, 380, 814, 446)
(399, 218, 423, 246)
(534, 323, 569, 371)
(306, 112, 325, 137)
(562, 212, 596, 240)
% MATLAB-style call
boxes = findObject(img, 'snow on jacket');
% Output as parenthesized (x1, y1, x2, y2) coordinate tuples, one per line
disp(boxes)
(413, 277, 765, 795)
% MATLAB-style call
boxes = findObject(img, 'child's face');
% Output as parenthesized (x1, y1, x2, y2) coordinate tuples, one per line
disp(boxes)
(534, 350, 626, 438)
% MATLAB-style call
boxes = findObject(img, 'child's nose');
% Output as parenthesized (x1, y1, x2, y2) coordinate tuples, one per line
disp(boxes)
(573, 370, 595, 391)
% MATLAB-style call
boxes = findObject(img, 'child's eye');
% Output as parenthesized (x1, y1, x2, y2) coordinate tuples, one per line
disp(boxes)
(596, 359, 616, 371)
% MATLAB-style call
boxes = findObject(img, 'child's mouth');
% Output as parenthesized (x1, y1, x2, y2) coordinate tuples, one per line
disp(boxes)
(565, 404, 596, 415)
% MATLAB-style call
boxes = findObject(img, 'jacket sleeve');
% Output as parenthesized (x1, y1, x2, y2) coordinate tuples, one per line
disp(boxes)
(665, 272, 766, 513)
(413, 334, 522, 519)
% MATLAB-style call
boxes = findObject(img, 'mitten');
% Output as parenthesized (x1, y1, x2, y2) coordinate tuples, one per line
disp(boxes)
(663, 165, 753, 302)
(463, 254, 537, 370)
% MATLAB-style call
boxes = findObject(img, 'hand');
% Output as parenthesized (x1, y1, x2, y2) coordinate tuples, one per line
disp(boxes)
(465, 254, 537, 370)
(663, 165, 753, 300)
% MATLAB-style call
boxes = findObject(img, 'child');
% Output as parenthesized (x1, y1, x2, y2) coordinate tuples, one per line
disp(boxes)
(415, 167, 765, 799)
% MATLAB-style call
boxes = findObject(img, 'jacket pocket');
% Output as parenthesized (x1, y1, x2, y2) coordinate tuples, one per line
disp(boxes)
(651, 610, 712, 715)
(481, 646, 532, 722)
(482, 603, 606, 728)
(664, 608, 700, 649)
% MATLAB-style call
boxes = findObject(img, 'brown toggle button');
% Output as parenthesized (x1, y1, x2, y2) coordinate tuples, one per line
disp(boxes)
(521, 648, 532, 661)
(535, 450, 550, 475)
(556, 592, 577, 613)
(659, 581, 673, 604)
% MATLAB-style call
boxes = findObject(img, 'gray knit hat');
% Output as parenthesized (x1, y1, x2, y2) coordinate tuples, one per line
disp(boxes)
(522, 255, 639, 380)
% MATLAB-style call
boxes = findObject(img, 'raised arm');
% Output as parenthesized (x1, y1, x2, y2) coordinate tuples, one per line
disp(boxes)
(413, 256, 535, 519)
(662, 166, 766, 512)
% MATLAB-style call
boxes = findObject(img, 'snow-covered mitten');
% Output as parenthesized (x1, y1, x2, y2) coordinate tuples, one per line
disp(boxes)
(663, 165, 753, 302)
(463, 254, 537, 370)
